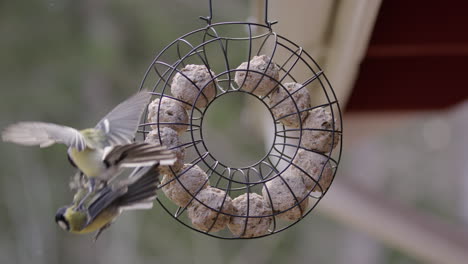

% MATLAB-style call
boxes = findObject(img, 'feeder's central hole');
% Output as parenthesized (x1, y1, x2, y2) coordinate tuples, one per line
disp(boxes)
(202, 92, 275, 168)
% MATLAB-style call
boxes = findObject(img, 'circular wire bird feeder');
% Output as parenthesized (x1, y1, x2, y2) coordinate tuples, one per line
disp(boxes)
(138, 0, 342, 239)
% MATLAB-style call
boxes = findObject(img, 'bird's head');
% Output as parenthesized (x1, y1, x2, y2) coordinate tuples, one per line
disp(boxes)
(55, 206, 70, 232)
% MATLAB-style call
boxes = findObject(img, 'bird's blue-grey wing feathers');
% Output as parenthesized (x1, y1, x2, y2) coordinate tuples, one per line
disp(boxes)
(85, 186, 125, 227)
(84, 164, 160, 227)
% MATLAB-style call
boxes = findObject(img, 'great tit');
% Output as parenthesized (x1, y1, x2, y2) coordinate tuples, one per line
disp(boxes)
(55, 164, 162, 241)
(71, 141, 176, 208)
(2, 90, 152, 191)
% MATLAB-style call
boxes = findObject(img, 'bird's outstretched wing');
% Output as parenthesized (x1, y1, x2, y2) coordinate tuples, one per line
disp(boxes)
(2, 122, 86, 151)
(93, 90, 151, 148)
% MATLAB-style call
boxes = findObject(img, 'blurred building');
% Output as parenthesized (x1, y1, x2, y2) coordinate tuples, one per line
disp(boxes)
(263, 0, 468, 263)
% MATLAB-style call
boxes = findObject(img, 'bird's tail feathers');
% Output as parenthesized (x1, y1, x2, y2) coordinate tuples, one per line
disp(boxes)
(104, 142, 176, 168)
(119, 202, 154, 211)
(117, 164, 160, 211)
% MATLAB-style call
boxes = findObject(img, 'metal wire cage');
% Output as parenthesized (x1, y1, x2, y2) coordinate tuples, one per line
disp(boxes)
(138, 0, 342, 239)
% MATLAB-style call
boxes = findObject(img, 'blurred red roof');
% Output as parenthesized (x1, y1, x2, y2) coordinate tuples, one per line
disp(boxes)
(347, 0, 468, 111)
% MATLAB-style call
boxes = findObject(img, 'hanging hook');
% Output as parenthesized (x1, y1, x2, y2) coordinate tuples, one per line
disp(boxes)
(199, 0, 277, 28)
(199, 0, 213, 25)
(264, 0, 278, 28)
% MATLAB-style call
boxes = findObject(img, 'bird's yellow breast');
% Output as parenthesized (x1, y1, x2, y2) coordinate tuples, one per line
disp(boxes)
(69, 147, 105, 178)
(70, 208, 119, 234)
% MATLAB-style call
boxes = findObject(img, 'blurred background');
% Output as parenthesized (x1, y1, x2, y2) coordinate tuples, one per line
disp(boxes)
(1, 0, 467, 263)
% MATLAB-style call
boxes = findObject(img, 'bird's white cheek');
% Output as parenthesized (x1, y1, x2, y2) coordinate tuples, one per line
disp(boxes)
(58, 221, 68, 231)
